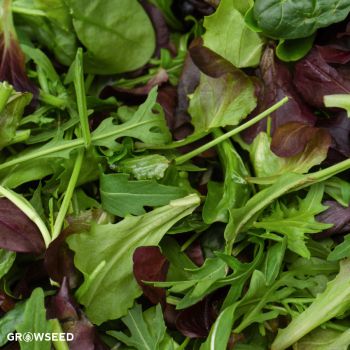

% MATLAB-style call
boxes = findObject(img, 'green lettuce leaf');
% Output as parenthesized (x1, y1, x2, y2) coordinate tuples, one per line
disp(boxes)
(67, 194, 200, 324)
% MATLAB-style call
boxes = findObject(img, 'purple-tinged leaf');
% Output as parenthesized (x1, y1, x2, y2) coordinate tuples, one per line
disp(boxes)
(242, 47, 316, 143)
(141, 0, 171, 56)
(0, 0, 37, 94)
(0, 198, 45, 254)
(44, 210, 104, 288)
(175, 295, 219, 338)
(317, 45, 350, 64)
(271, 122, 331, 158)
(316, 111, 350, 161)
(294, 47, 350, 108)
(315, 200, 350, 238)
(133, 246, 169, 305)
(48, 278, 108, 350)
(0, 290, 15, 313)
(189, 42, 235, 78)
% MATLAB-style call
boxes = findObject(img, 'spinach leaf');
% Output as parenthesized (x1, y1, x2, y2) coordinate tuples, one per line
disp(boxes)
(67, 194, 200, 324)
(100, 173, 188, 217)
(68, 0, 156, 74)
(253, 0, 350, 40)
(203, 0, 263, 68)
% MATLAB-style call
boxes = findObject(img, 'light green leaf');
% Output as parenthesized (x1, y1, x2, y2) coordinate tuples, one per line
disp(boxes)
(67, 194, 200, 324)
(17, 288, 52, 350)
(250, 132, 329, 179)
(108, 304, 167, 350)
(189, 71, 256, 132)
(294, 328, 350, 350)
(200, 303, 236, 350)
(203, 0, 263, 68)
(276, 35, 315, 62)
(0, 84, 32, 150)
(328, 234, 350, 261)
(100, 173, 188, 217)
(117, 155, 170, 180)
(272, 259, 350, 350)
(225, 172, 306, 248)
(68, 0, 155, 74)
(254, 184, 332, 258)
(324, 94, 350, 117)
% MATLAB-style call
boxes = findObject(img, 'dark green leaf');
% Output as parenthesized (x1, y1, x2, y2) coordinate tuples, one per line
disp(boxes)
(253, 0, 350, 39)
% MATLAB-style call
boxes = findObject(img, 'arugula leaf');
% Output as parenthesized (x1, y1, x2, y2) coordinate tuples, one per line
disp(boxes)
(328, 234, 350, 261)
(67, 0, 155, 74)
(254, 184, 332, 258)
(203, 129, 250, 223)
(100, 173, 188, 217)
(67, 194, 200, 324)
(107, 304, 168, 350)
(189, 70, 256, 132)
(92, 87, 171, 147)
(272, 258, 350, 350)
(17, 288, 52, 350)
(203, 0, 263, 68)
(253, 0, 350, 39)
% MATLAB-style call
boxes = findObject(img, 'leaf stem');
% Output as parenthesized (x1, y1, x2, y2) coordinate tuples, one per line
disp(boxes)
(39, 91, 67, 109)
(74, 48, 91, 147)
(52, 149, 84, 240)
(175, 96, 289, 165)
(135, 130, 209, 150)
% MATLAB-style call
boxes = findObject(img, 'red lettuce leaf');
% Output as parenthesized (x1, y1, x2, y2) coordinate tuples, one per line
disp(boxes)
(293, 47, 350, 108)
(133, 246, 169, 305)
(0, 198, 45, 254)
(315, 200, 350, 238)
(48, 278, 108, 350)
(271, 122, 331, 158)
(0, 0, 37, 94)
(242, 47, 316, 143)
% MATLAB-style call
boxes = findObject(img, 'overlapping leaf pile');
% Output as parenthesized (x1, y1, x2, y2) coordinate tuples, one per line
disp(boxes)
(1, 0, 350, 349)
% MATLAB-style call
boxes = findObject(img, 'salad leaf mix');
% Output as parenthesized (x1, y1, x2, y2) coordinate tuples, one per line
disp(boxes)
(1, 0, 350, 349)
